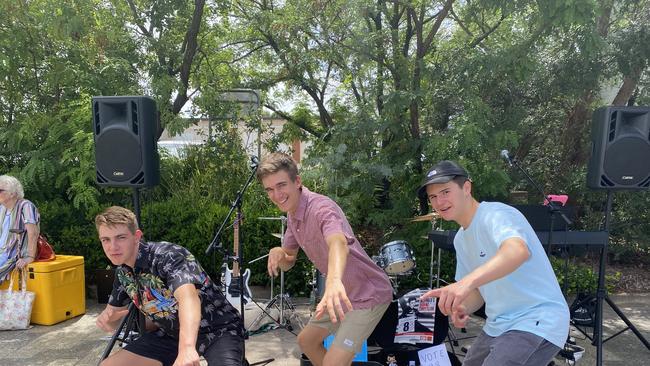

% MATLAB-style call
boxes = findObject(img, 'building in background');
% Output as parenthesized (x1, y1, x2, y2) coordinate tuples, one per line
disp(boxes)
(158, 116, 308, 164)
(158, 89, 307, 163)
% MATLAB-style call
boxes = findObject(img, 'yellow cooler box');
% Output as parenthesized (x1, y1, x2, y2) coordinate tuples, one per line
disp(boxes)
(1, 255, 86, 325)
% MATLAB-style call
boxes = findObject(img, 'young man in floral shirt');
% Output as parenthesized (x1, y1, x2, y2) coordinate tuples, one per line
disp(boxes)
(95, 206, 244, 366)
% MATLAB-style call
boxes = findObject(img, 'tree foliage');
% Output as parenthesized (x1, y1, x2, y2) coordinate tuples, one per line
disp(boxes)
(1, 0, 649, 295)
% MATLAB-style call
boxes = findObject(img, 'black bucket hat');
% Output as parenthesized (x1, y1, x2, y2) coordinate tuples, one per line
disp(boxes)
(417, 160, 469, 197)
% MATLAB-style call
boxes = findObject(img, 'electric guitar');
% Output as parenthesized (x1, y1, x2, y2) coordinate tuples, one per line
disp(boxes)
(222, 216, 252, 311)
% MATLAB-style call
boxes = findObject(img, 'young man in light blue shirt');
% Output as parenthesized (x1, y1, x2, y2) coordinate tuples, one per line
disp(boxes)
(419, 160, 569, 366)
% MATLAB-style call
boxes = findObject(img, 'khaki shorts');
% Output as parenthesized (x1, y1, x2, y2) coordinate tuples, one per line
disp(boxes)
(308, 302, 389, 354)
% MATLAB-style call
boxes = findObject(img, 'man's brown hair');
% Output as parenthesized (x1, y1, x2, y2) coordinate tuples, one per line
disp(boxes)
(256, 152, 299, 181)
(95, 206, 139, 234)
(451, 175, 470, 188)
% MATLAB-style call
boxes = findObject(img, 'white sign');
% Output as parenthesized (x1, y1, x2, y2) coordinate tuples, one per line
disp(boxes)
(418, 344, 452, 366)
(397, 315, 416, 333)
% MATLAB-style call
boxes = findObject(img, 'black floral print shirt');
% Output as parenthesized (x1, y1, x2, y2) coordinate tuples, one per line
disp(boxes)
(108, 241, 242, 353)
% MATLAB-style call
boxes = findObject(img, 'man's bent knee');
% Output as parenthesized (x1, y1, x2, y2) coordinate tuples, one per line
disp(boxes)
(323, 346, 355, 366)
(297, 326, 328, 350)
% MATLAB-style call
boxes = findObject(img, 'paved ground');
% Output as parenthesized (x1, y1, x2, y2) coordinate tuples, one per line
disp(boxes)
(1, 291, 648, 365)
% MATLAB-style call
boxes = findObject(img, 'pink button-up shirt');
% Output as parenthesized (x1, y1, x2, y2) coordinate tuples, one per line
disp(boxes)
(283, 187, 392, 309)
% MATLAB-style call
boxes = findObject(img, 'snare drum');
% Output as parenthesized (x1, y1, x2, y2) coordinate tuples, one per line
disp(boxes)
(379, 240, 415, 275)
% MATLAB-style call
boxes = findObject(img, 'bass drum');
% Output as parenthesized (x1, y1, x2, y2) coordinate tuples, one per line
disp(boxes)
(379, 240, 416, 275)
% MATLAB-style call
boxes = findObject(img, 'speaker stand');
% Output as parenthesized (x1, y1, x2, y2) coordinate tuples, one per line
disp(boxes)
(591, 191, 650, 365)
(98, 303, 141, 364)
(98, 188, 147, 363)
(131, 188, 148, 333)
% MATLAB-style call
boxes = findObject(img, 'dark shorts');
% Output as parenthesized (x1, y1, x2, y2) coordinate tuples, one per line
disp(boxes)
(463, 330, 560, 366)
(124, 330, 245, 366)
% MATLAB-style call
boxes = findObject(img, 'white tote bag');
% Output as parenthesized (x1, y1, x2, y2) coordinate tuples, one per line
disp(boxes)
(0, 269, 35, 330)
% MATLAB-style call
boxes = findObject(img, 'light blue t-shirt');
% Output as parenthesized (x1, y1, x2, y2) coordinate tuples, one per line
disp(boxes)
(454, 202, 569, 348)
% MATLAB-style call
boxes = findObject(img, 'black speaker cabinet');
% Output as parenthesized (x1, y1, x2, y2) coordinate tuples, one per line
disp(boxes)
(92, 96, 160, 187)
(587, 106, 650, 190)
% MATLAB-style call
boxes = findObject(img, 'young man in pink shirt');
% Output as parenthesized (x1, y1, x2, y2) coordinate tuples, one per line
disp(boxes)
(258, 152, 392, 366)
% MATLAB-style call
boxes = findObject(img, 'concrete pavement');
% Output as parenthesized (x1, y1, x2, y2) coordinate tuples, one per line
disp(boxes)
(1, 292, 648, 365)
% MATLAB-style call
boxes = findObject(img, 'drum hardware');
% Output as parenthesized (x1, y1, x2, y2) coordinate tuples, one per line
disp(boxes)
(409, 211, 441, 289)
(387, 275, 407, 295)
(422, 212, 442, 289)
(250, 216, 304, 332)
(258, 216, 287, 221)
(309, 268, 326, 316)
(249, 253, 270, 264)
(378, 240, 416, 275)
(410, 212, 438, 222)
(419, 216, 478, 356)
(248, 253, 271, 301)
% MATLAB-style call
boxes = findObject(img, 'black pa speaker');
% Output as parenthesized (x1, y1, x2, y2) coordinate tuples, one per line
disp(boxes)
(587, 106, 650, 190)
(92, 96, 160, 187)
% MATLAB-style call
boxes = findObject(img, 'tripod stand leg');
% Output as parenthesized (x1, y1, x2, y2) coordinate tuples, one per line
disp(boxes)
(98, 303, 139, 364)
(604, 295, 650, 349)
(592, 190, 650, 365)
(447, 325, 459, 348)
(247, 296, 280, 331)
(281, 294, 304, 330)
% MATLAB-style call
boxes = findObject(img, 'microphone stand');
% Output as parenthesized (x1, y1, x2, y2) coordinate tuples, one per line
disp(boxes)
(206, 158, 273, 366)
(505, 156, 572, 256)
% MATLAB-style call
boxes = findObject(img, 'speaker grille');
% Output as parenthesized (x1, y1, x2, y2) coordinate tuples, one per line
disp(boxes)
(95, 128, 143, 182)
(131, 100, 139, 135)
(608, 111, 617, 142)
(602, 135, 650, 186)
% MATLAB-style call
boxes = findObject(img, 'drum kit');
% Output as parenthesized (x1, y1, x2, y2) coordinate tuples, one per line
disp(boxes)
(250, 212, 468, 365)
(309, 211, 443, 304)
(369, 211, 443, 292)
(249, 211, 444, 326)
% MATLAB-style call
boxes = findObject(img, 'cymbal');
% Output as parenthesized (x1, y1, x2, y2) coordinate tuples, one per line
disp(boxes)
(271, 233, 283, 239)
(411, 212, 438, 222)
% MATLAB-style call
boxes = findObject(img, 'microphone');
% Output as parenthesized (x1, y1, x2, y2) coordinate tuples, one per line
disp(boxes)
(500, 149, 513, 167)
(250, 155, 259, 170)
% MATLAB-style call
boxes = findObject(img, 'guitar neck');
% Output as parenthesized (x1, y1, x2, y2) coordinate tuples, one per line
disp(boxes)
(233, 218, 240, 276)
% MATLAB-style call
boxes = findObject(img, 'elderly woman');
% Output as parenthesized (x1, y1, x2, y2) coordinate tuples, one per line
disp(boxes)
(0, 175, 40, 283)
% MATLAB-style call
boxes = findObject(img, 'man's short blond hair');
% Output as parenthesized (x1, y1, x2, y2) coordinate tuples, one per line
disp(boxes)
(256, 152, 299, 181)
(95, 206, 139, 234)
